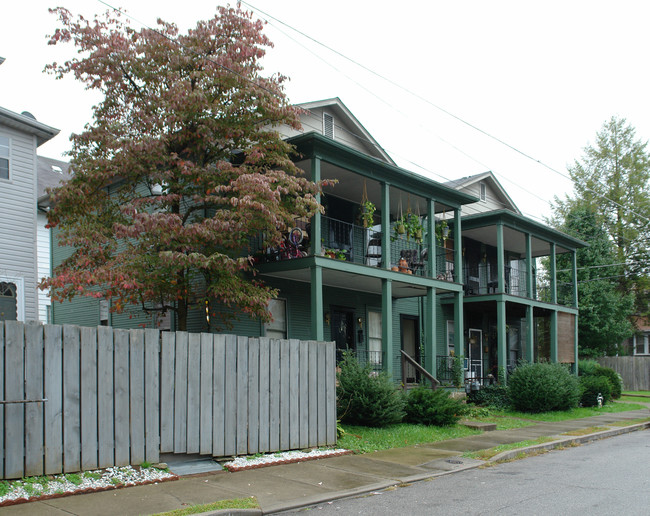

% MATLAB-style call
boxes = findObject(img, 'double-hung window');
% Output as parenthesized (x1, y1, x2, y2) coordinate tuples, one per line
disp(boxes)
(0, 136, 9, 180)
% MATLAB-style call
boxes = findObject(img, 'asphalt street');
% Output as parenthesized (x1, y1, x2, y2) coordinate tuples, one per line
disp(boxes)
(284, 429, 650, 515)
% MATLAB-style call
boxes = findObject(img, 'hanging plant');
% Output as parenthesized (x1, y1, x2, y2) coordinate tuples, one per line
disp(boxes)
(405, 212, 424, 242)
(360, 200, 376, 228)
(435, 218, 449, 243)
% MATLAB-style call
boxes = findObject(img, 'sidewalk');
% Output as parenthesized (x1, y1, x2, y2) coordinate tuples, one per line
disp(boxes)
(3, 407, 648, 516)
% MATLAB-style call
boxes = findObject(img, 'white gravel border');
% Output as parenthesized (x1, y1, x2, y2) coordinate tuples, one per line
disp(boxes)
(224, 448, 351, 472)
(0, 465, 177, 507)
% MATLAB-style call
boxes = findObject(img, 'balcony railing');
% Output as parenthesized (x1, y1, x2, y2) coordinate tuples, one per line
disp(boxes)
(463, 264, 530, 298)
(337, 349, 384, 373)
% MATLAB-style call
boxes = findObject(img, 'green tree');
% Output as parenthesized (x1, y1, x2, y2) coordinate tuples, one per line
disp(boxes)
(555, 206, 634, 356)
(553, 117, 650, 318)
(42, 6, 321, 330)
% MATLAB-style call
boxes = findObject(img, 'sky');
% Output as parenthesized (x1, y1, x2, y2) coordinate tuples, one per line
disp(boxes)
(2, 0, 650, 223)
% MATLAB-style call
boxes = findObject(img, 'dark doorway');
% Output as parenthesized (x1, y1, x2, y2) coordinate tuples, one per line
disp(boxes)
(401, 315, 420, 383)
(0, 282, 18, 322)
(332, 308, 355, 362)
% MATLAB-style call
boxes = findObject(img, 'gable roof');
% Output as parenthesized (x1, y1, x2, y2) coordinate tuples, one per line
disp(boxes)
(444, 171, 521, 214)
(295, 97, 395, 166)
(0, 105, 59, 146)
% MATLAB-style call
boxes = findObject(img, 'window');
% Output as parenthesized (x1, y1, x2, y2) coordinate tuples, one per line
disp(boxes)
(0, 136, 9, 180)
(323, 112, 334, 139)
(264, 298, 287, 339)
(446, 320, 455, 355)
(367, 311, 382, 366)
(0, 282, 17, 321)
(634, 333, 649, 355)
(479, 182, 486, 202)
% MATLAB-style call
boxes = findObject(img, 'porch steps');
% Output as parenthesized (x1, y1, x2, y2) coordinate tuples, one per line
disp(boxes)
(460, 420, 497, 432)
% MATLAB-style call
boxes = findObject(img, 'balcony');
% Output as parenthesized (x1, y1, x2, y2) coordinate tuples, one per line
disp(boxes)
(463, 264, 530, 298)
(251, 215, 457, 283)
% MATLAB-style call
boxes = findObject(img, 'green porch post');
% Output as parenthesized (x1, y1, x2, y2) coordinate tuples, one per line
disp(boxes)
(550, 242, 557, 304)
(573, 313, 579, 375)
(550, 310, 558, 363)
(571, 250, 578, 308)
(453, 208, 463, 284)
(453, 291, 464, 363)
(424, 287, 436, 374)
(525, 233, 533, 298)
(526, 304, 534, 363)
(382, 278, 393, 378)
(497, 300, 507, 380)
(427, 198, 436, 277)
(310, 265, 324, 341)
(496, 222, 505, 293)
(311, 157, 322, 256)
(381, 182, 391, 270)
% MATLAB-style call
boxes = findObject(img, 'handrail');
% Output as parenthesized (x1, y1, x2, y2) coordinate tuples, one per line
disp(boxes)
(400, 350, 440, 390)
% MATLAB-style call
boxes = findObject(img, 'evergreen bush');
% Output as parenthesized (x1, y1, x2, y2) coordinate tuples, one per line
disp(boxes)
(404, 386, 465, 426)
(467, 384, 511, 410)
(578, 359, 600, 376)
(336, 353, 405, 427)
(593, 367, 623, 399)
(580, 375, 612, 407)
(508, 362, 580, 413)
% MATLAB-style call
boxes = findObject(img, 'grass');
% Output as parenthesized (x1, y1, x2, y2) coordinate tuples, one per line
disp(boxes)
(463, 437, 555, 460)
(464, 414, 535, 430)
(493, 402, 645, 422)
(153, 497, 259, 515)
(338, 423, 481, 454)
(622, 390, 650, 397)
(609, 417, 650, 427)
(619, 395, 650, 403)
(561, 426, 609, 436)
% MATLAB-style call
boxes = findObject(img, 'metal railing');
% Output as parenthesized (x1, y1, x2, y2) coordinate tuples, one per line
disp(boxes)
(337, 349, 384, 373)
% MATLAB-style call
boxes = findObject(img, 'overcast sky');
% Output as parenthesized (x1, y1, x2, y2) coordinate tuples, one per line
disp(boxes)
(2, 1, 650, 222)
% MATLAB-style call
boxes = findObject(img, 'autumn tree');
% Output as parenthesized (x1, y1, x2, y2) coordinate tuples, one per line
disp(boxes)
(42, 5, 321, 330)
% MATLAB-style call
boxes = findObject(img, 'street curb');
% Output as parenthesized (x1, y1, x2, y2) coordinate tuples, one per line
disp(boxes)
(489, 421, 650, 462)
(199, 510, 262, 516)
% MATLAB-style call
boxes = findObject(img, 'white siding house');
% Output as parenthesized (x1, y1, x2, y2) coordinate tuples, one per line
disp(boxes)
(0, 105, 59, 322)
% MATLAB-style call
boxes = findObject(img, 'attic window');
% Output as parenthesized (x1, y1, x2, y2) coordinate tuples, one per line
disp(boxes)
(479, 182, 486, 202)
(323, 112, 334, 139)
(0, 136, 9, 180)
(51, 165, 62, 174)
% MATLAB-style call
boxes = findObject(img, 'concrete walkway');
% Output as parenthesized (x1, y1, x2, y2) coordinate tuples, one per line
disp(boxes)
(3, 407, 648, 516)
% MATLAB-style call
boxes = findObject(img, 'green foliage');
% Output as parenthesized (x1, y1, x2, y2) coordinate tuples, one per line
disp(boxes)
(579, 361, 623, 399)
(508, 362, 580, 413)
(336, 353, 405, 427)
(578, 359, 601, 376)
(467, 384, 511, 410)
(64, 473, 83, 486)
(580, 375, 612, 407)
(404, 386, 465, 426)
(0, 480, 11, 497)
(451, 356, 464, 388)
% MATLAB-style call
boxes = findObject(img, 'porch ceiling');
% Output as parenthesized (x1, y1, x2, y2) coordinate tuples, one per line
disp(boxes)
(260, 266, 447, 298)
(461, 226, 570, 257)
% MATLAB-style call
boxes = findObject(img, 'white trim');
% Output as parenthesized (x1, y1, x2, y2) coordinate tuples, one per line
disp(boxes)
(0, 274, 25, 322)
(0, 133, 11, 181)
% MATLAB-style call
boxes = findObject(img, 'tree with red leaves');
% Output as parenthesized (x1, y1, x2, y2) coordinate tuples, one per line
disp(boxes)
(42, 5, 320, 331)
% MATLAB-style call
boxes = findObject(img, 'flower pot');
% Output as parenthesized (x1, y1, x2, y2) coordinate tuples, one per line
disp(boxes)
(395, 223, 406, 235)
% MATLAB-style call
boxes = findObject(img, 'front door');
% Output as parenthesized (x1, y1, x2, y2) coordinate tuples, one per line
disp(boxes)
(401, 316, 420, 383)
(332, 308, 354, 361)
(468, 328, 483, 382)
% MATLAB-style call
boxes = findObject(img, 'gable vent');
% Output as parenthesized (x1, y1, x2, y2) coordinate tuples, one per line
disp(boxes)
(323, 112, 334, 139)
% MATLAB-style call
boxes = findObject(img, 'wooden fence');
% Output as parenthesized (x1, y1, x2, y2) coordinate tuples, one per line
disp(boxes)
(597, 356, 650, 391)
(0, 321, 336, 480)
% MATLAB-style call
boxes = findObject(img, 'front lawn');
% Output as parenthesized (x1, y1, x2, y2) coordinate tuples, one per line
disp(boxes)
(622, 390, 650, 397)
(490, 402, 645, 422)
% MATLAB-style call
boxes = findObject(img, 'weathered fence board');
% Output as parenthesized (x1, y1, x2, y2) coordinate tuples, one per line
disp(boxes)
(597, 356, 650, 391)
(1, 322, 335, 479)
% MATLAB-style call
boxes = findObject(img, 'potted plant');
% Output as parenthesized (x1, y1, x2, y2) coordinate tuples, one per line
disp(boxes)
(435, 219, 449, 243)
(360, 200, 376, 228)
(394, 215, 406, 236)
(405, 213, 424, 243)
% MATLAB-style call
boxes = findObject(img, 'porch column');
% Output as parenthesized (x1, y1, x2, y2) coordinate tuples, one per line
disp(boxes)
(381, 278, 393, 378)
(311, 157, 322, 256)
(573, 314, 579, 375)
(453, 291, 464, 363)
(497, 300, 507, 380)
(310, 265, 324, 341)
(549, 242, 557, 304)
(526, 304, 534, 363)
(381, 182, 391, 270)
(496, 222, 505, 293)
(453, 208, 463, 284)
(427, 198, 436, 277)
(550, 310, 558, 363)
(424, 287, 436, 374)
(571, 250, 578, 308)
(525, 233, 533, 298)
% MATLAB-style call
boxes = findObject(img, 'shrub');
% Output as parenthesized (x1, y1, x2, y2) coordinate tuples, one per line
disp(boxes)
(467, 384, 511, 410)
(580, 375, 612, 407)
(404, 386, 465, 426)
(336, 353, 405, 427)
(578, 359, 600, 376)
(592, 367, 623, 399)
(508, 362, 580, 413)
